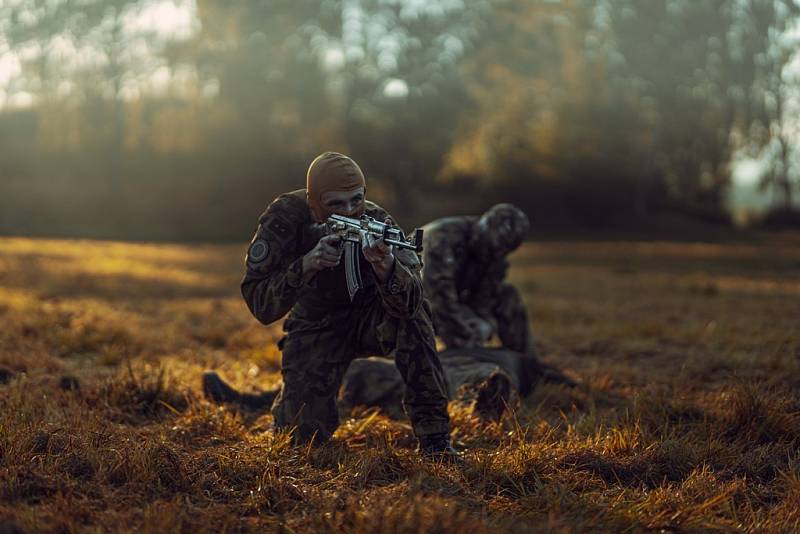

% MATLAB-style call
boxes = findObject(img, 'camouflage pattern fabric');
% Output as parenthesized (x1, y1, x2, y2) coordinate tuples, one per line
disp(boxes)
(241, 189, 450, 444)
(338, 347, 542, 421)
(421, 216, 534, 356)
(204, 348, 541, 423)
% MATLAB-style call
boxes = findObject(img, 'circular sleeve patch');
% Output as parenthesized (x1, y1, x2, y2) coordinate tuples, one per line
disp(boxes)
(247, 239, 270, 263)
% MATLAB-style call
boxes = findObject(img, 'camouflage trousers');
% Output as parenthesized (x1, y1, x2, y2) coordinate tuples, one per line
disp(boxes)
(341, 349, 522, 423)
(437, 283, 535, 356)
(271, 293, 451, 444)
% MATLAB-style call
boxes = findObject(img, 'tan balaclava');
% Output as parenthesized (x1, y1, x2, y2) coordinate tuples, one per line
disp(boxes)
(306, 152, 366, 222)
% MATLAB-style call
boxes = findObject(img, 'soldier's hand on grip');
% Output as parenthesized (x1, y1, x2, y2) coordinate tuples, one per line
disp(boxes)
(303, 234, 343, 275)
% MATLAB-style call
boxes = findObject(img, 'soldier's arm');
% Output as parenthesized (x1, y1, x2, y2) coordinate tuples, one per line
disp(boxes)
(365, 206, 425, 320)
(422, 235, 485, 331)
(240, 201, 306, 326)
(373, 247, 425, 319)
(472, 259, 509, 320)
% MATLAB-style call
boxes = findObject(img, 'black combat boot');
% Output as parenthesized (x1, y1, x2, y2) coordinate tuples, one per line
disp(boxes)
(202, 371, 241, 404)
(474, 370, 513, 421)
(202, 372, 278, 411)
(418, 432, 464, 464)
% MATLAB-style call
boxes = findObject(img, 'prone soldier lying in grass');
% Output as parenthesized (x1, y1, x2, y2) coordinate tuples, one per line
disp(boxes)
(203, 347, 562, 422)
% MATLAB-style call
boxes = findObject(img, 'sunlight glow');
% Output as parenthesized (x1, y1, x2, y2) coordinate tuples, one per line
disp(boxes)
(0, 1, 198, 109)
(383, 78, 409, 99)
(732, 159, 763, 187)
(124, 0, 198, 41)
(0, 52, 21, 87)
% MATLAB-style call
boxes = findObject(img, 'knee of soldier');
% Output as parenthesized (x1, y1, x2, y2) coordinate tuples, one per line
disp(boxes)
(383, 303, 437, 351)
(417, 300, 437, 334)
(295, 424, 331, 446)
(279, 419, 333, 446)
(280, 368, 341, 407)
(272, 394, 338, 444)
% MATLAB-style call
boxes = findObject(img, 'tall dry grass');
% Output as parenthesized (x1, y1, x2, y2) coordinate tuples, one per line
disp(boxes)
(0, 235, 798, 532)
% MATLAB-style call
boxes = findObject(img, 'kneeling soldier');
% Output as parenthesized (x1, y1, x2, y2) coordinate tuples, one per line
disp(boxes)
(422, 204, 573, 386)
(241, 152, 456, 458)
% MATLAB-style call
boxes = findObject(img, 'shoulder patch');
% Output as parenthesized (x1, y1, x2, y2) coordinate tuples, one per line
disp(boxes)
(247, 239, 270, 264)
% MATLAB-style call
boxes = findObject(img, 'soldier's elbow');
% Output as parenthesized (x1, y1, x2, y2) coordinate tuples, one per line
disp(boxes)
(384, 293, 421, 321)
(399, 299, 421, 320)
(241, 286, 280, 325)
(251, 298, 286, 325)
(253, 308, 279, 326)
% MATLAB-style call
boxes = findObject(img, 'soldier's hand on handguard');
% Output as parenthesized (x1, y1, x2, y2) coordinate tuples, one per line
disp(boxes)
(302, 234, 343, 277)
(362, 218, 396, 283)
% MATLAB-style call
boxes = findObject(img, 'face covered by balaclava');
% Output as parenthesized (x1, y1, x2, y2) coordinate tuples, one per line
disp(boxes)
(306, 152, 367, 222)
(474, 203, 530, 258)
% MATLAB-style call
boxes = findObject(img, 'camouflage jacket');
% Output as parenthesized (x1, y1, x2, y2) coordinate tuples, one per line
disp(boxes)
(421, 216, 509, 333)
(241, 189, 424, 326)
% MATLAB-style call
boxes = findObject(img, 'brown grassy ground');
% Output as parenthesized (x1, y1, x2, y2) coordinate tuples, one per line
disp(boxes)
(1, 235, 798, 533)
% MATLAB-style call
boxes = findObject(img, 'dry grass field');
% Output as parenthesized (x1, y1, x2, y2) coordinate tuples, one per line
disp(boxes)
(1, 235, 799, 533)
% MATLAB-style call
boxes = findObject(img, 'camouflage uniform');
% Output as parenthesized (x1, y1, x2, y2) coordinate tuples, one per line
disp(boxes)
(241, 189, 450, 444)
(339, 348, 542, 421)
(204, 347, 540, 422)
(421, 215, 533, 355)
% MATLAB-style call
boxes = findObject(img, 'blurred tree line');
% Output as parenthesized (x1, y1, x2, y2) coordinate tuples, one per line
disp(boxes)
(0, 0, 798, 241)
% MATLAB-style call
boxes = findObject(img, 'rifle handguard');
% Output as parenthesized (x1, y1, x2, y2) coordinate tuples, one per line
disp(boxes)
(327, 214, 424, 253)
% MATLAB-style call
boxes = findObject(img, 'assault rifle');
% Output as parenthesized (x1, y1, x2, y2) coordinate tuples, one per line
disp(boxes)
(325, 214, 424, 301)
(326, 214, 424, 253)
